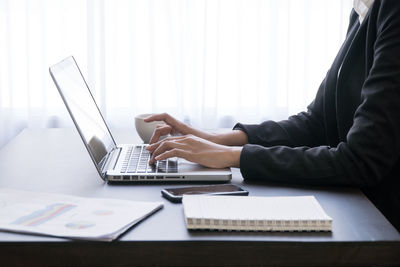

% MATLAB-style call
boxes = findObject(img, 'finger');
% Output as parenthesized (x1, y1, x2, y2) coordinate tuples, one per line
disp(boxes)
(155, 148, 188, 162)
(149, 140, 186, 164)
(143, 113, 163, 122)
(146, 113, 181, 131)
(147, 134, 187, 152)
(143, 113, 172, 123)
(153, 140, 186, 158)
(148, 125, 172, 144)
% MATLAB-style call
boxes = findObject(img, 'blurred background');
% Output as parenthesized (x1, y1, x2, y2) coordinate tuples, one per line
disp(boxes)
(0, 0, 353, 148)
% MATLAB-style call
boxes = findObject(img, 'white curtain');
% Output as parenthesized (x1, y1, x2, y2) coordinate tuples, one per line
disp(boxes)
(0, 0, 353, 148)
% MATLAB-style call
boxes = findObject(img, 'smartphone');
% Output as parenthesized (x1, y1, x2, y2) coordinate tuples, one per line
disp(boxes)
(161, 184, 249, 203)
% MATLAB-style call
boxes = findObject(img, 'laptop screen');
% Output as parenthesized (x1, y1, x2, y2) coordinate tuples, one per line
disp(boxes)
(49, 56, 116, 175)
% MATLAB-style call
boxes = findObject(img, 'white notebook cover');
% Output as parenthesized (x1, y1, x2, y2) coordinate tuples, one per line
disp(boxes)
(182, 195, 332, 232)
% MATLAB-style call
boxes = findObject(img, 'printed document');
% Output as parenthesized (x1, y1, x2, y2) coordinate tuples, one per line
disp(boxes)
(0, 188, 163, 241)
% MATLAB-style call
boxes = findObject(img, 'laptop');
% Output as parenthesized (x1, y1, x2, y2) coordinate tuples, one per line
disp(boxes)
(49, 56, 232, 182)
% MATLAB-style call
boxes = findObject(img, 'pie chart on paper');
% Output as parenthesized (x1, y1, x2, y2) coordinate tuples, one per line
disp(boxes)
(65, 221, 95, 230)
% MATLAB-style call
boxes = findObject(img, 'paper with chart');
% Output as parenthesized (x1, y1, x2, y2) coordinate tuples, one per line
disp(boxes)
(0, 188, 163, 241)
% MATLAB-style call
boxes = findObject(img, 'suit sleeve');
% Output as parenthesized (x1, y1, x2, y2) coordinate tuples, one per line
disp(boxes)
(237, 0, 400, 187)
(233, 79, 326, 148)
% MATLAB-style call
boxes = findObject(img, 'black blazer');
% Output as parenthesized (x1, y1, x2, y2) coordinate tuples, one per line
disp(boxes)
(235, 0, 400, 231)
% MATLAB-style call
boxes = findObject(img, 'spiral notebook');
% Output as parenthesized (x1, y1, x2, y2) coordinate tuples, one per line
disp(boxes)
(182, 195, 332, 232)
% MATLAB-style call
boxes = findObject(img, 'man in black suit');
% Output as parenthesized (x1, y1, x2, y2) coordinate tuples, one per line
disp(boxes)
(145, 0, 400, 231)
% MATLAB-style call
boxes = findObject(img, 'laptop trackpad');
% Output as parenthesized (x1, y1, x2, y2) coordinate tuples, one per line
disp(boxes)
(177, 158, 228, 172)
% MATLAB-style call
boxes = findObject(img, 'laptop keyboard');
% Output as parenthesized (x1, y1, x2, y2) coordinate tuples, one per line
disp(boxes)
(120, 146, 178, 174)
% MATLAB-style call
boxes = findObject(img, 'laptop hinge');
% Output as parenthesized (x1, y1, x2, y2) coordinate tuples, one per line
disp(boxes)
(102, 147, 122, 174)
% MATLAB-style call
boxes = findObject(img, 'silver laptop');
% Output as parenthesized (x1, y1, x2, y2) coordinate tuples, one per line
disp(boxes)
(49, 56, 231, 182)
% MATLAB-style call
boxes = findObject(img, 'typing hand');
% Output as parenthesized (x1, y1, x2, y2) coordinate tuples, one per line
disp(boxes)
(144, 113, 190, 144)
(144, 113, 217, 145)
(146, 134, 242, 169)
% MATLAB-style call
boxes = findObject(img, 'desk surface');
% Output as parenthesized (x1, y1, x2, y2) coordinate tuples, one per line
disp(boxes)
(0, 128, 399, 266)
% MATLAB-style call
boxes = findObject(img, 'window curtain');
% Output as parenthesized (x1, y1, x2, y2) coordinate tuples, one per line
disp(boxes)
(0, 0, 353, 148)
